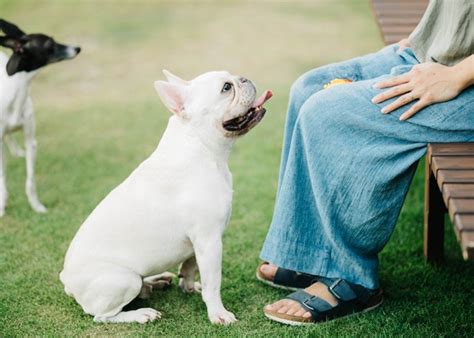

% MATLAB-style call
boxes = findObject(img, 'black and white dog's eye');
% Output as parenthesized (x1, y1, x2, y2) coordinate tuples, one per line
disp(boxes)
(222, 82, 233, 93)
(44, 39, 54, 51)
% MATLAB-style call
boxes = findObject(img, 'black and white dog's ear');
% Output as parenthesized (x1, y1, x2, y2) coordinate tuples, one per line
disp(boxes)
(0, 19, 26, 52)
(0, 36, 18, 49)
(0, 19, 26, 38)
(6, 52, 26, 76)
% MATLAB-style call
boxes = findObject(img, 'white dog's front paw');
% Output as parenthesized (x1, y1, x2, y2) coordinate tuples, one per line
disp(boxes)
(179, 279, 201, 293)
(208, 309, 237, 325)
(31, 201, 47, 213)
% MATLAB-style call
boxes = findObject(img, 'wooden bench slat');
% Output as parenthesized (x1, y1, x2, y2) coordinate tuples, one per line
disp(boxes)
(373, 3, 427, 9)
(443, 184, 474, 205)
(454, 214, 474, 232)
(374, 9, 426, 16)
(374, 11, 426, 16)
(455, 214, 474, 230)
(380, 26, 418, 34)
(372, 0, 427, 3)
(461, 232, 474, 260)
(437, 170, 474, 187)
(430, 143, 474, 155)
(432, 157, 474, 174)
(448, 198, 474, 223)
(375, 11, 425, 19)
(378, 17, 422, 25)
(372, 0, 428, 5)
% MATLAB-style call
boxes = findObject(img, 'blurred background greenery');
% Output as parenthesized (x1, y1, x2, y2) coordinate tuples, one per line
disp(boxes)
(0, 1, 472, 336)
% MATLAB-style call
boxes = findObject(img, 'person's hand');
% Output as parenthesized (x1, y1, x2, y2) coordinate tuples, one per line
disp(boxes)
(372, 62, 465, 121)
(397, 38, 410, 52)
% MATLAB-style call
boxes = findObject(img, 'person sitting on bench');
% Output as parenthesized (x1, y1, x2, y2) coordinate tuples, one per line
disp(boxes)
(257, 0, 474, 325)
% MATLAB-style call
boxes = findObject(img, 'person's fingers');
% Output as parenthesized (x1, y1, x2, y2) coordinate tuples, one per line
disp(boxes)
(399, 99, 429, 121)
(373, 73, 410, 89)
(381, 92, 418, 114)
(372, 83, 413, 104)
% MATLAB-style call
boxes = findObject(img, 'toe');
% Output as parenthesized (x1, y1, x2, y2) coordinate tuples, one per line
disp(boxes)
(260, 263, 277, 280)
(277, 304, 291, 314)
(286, 302, 302, 316)
(265, 299, 287, 312)
(293, 308, 307, 317)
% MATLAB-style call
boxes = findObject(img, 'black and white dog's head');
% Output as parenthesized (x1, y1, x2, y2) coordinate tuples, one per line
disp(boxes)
(0, 19, 80, 76)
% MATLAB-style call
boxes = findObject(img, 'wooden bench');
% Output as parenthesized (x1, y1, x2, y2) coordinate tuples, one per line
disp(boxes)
(371, 0, 474, 262)
(425, 144, 474, 261)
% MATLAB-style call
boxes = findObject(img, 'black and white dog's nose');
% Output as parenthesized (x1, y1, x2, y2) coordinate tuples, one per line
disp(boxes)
(74, 46, 81, 54)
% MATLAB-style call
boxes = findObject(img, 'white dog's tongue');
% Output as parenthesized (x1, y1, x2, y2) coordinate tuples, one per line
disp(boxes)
(252, 90, 273, 108)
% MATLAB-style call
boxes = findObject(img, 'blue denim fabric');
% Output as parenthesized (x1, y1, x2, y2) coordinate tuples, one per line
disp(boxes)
(260, 44, 474, 290)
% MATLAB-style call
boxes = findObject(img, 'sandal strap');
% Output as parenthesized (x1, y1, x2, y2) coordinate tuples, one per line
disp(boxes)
(273, 267, 318, 289)
(317, 277, 372, 303)
(287, 290, 334, 314)
(285, 279, 376, 322)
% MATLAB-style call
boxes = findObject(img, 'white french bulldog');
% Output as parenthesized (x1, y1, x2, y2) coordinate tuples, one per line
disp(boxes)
(59, 70, 272, 325)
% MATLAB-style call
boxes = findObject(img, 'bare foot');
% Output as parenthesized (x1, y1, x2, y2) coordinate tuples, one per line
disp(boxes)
(264, 281, 338, 320)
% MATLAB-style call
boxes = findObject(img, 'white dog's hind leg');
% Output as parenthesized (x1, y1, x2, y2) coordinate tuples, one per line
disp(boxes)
(179, 256, 201, 293)
(65, 263, 162, 324)
(23, 106, 47, 213)
(0, 129, 7, 217)
(139, 272, 176, 299)
(5, 135, 25, 158)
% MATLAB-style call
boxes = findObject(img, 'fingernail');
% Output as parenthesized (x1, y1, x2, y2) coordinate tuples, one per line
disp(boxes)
(371, 98, 378, 103)
(381, 108, 386, 114)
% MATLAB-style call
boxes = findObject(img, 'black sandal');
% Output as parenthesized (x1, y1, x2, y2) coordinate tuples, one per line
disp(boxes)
(263, 277, 383, 325)
(256, 262, 318, 291)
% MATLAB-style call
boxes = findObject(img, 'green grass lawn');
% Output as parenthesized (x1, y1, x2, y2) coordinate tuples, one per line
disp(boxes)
(1, 0, 473, 336)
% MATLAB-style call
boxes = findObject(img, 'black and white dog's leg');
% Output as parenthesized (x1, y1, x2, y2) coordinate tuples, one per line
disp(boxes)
(0, 128, 7, 217)
(23, 102, 46, 213)
(179, 256, 201, 293)
(5, 135, 25, 158)
(194, 235, 236, 325)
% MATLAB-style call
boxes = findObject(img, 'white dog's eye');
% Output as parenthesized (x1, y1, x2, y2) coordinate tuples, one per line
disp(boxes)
(222, 82, 233, 93)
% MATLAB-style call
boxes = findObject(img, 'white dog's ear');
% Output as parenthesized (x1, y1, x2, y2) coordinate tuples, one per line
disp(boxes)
(162, 69, 189, 86)
(154, 80, 187, 117)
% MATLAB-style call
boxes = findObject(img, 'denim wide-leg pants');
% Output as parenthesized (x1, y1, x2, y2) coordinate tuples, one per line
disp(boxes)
(260, 45, 474, 290)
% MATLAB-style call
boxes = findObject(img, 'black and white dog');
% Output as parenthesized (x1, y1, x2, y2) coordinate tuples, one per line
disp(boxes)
(0, 19, 80, 216)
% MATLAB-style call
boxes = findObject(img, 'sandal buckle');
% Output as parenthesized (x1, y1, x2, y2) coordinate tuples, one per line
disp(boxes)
(302, 296, 316, 311)
(328, 279, 343, 300)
